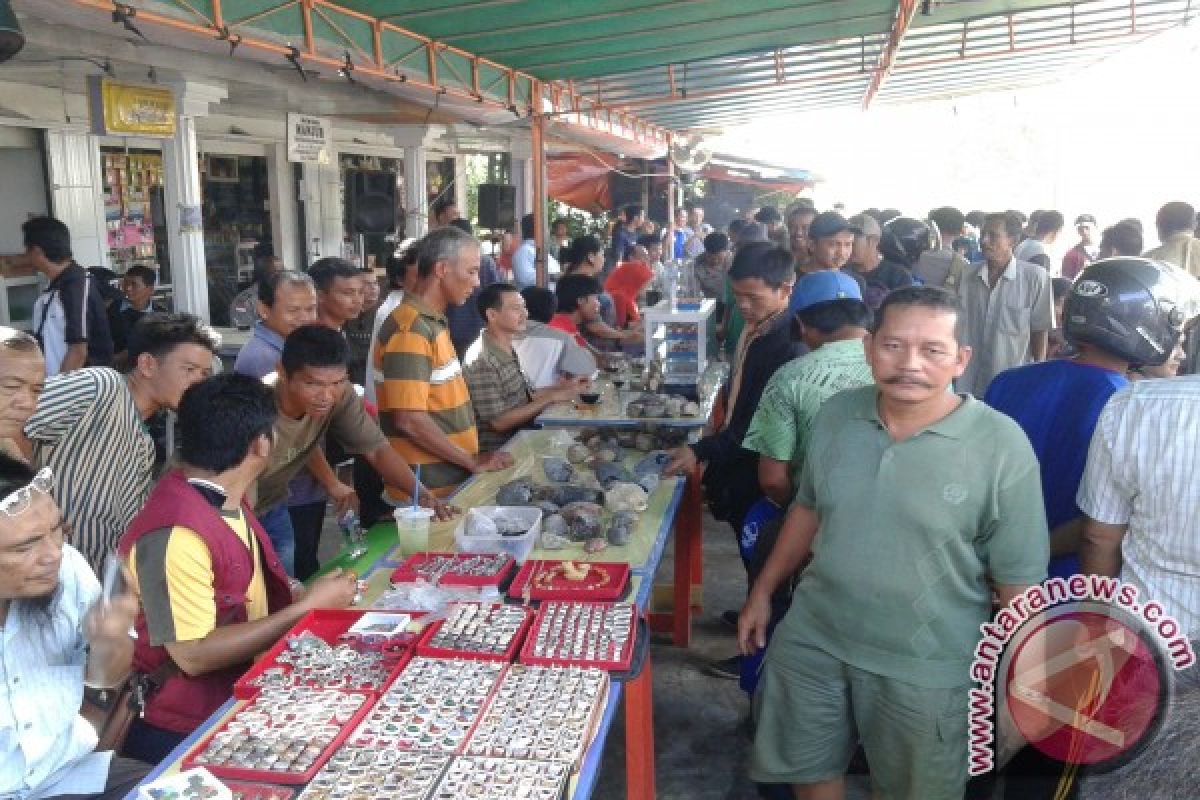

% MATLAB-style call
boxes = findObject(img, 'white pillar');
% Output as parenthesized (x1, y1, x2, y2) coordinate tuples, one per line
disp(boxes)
(298, 158, 344, 265)
(394, 125, 445, 239)
(453, 154, 468, 218)
(162, 81, 227, 320)
(268, 143, 300, 271)
(43, 130, 108, 268)
(402, 146, 428, 238)
(510, 134, 534, 228)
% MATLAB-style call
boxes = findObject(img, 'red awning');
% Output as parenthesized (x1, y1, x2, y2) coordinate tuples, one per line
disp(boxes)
(547, 151, 615, 213)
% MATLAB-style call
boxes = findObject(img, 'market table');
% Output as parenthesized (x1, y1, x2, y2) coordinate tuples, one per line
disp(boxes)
(129, 429, 680, 799)
(534, 365, 728, 649)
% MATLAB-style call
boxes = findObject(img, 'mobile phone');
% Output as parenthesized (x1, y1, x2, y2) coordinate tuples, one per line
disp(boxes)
(100, 553, 127, 602)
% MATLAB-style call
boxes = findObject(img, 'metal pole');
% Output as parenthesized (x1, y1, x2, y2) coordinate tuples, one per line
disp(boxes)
(665, 147, 675, 259)
(531, 110, 547, 287)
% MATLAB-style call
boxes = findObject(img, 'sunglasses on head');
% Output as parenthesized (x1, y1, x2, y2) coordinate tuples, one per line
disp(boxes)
(0, 468, 54, 517)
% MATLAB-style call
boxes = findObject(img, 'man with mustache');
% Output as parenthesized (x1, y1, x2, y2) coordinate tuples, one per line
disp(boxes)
(0, 456, 147, 798)
(741, 286, 1048, 800)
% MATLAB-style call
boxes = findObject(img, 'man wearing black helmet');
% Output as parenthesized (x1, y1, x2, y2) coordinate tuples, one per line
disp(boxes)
(976, 259, 1180, 800)
(985, 257, 1184, 581)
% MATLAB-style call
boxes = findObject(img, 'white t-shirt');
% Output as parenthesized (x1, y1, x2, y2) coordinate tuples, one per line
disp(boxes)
(366, 289, 405, 405)
(1013, 239, 1050, 272)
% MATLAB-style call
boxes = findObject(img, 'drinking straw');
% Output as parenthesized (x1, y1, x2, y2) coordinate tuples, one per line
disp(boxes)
(412, 464, 421, 512)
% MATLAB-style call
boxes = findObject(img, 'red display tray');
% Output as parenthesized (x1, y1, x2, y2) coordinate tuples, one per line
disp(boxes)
(233, 609, 422, 699)
(508, 560, 631, 602)
(221, 781, 296, 800)
(389, 552, 515, 588)
(519, 602, 636, 672)
(415, 603, 534, 662)
(183, 690, 375, 785)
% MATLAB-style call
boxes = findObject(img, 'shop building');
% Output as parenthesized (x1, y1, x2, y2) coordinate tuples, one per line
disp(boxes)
(0, 12, 599, 327)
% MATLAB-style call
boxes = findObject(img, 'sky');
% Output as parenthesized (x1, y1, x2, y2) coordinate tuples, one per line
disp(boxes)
(712, 22, 1200, 258)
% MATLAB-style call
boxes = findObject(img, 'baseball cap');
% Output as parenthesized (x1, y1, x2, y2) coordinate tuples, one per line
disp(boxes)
(808, 211, 853, 240)
(1075, 214, 1097, 226)
(789, 269, 863, 315)
(847, 213, 882, 238)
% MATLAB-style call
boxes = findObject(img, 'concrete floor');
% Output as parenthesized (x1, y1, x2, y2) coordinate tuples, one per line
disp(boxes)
(590, 512, 761, 800)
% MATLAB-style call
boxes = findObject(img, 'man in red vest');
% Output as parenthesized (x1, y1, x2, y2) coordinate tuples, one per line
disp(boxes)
(118, 373, 358, 763)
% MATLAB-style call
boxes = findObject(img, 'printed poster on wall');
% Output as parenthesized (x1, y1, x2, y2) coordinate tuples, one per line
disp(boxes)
(287, 113, 332, 165)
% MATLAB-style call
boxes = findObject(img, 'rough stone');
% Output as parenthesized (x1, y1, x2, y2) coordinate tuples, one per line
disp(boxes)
(566, 443, 591, 464)
(606, 511, 638, 546)
(592, 447, 619, 463)
(542, 513, 567, 538)
(605, 482, 648, 513)
(594, 462, 635, 489)
(584, 537, 608, 554)
(539, 484, 605, 507)
(560, 501, 605, 541)
(464, 510, 499, 538)
(634, 451, 672, 477)
(495, 479, 535, 506)
(542, 456, 574, 483)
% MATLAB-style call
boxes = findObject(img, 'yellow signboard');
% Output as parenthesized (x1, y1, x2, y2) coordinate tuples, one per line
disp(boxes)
(89, 77, 176, 137)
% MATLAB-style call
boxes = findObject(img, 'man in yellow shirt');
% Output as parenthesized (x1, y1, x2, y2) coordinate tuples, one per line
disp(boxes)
(120, 373, 358, 764)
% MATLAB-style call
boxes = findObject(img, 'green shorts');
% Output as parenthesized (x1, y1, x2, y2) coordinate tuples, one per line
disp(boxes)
(750, 637, 970, 799)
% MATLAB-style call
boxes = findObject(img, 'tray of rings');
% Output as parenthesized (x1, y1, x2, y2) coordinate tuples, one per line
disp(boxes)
(390, 553, 516, 588)
(427, 757, 570, 800)
(183, 688, 374, 784)
(346, 656, 506, 755)
(295, 747, 451, 800)
(463, 665, 609, 771)
(415, 603, 533, 662)
(234, 610, 422, 699)
(507, 560, 631, 602)
(519, 602, 636, 672)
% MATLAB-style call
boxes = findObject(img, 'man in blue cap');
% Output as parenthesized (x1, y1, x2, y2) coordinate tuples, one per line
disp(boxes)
(746, 270, 875, 509)
(706, 270, 875, 681)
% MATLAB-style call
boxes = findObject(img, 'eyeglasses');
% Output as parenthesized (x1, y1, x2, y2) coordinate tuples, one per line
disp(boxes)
(0, 468, 54, 517)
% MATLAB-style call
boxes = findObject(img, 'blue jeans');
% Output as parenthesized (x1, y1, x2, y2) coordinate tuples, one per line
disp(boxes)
(258, 504, 296, 577)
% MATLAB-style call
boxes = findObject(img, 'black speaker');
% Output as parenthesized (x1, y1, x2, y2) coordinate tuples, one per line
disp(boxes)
(477, 184, 516, 231)
(348, 170, 397, 234)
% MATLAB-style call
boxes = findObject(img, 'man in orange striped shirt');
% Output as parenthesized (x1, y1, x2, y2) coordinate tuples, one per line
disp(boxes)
(373, 227, 513, 501)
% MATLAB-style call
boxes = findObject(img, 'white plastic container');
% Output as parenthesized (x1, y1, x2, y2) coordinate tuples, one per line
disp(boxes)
(454, 506, 542, 563)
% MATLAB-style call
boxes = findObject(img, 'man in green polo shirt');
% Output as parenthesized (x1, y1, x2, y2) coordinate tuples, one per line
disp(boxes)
(740, 286, 1048, 800)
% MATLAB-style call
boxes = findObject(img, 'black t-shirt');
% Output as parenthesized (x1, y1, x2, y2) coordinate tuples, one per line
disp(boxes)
(37, 262, 114, 367)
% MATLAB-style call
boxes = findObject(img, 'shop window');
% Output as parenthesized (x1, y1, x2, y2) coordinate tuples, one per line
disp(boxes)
(201, 154, 272, 326)
(102, 147, 171, 286)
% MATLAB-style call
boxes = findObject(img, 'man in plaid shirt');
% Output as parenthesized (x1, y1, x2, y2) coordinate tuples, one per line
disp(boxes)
(464, 283, 582, 451)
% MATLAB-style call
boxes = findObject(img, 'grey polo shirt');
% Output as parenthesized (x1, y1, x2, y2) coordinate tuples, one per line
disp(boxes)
(956, 256, 1054, 397)
(775, 386, 1049, 688)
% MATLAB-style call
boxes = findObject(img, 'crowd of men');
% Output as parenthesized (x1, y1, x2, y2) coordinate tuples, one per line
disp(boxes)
(3, 194, 1200, 799)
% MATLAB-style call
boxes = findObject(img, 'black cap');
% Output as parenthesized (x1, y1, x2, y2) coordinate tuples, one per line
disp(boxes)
(808, 211, 852, 240)
(1075, 214, 1097, 226)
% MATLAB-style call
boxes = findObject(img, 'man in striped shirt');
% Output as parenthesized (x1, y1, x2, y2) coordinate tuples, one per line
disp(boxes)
(25, 314, 218, 572)
(1079, 375, 1200, 637)
(374, 227, 513, 502)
